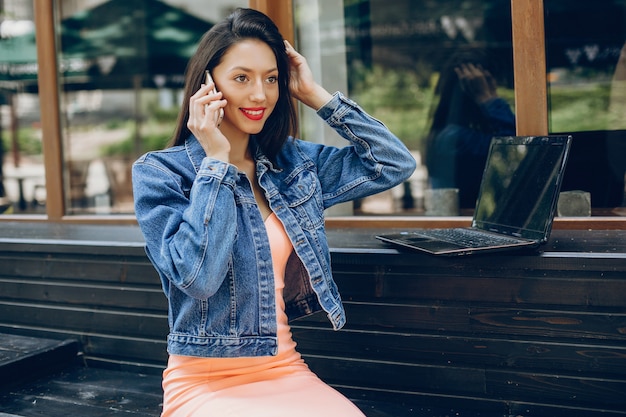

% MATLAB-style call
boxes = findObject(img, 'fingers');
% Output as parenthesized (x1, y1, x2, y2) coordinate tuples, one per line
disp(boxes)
(284, 40, 299, 59)
(188, 84, 225, 131)
(192, 85, 223, 117)
(455, 63, 484, 79)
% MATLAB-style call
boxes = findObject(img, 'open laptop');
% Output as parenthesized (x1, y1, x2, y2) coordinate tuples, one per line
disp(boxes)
(376, 135, 573, 256)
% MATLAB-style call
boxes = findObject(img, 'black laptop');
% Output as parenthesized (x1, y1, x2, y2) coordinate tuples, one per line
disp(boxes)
(376, 135, 573, 256)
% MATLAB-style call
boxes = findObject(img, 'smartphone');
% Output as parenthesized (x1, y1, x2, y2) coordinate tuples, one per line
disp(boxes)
(205, 70, 224, 125)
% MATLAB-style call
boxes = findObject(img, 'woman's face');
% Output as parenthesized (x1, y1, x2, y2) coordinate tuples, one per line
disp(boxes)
(211, 39, 279, 137)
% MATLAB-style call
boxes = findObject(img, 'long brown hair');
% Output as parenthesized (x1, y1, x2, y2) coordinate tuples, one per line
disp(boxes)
(169, 8, 298, 164)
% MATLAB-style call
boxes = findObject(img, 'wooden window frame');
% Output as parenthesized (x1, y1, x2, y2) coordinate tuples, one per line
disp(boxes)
(2, 0, 622, 229)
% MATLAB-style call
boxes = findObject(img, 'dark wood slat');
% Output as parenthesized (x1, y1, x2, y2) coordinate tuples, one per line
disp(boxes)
(0, 304, 168, 339)
(338, 387, 512, 417)
(0, 279, 166, 312)
(0, 255, 160, 286)
(0, 333, 80, 389)
(333, 267, 626, 307)
(80, 335, 168, 369)
(0, 326, 168, 370)
(487, 369, 626, 408)
(468, 308, 626, 340)
(305, 355, 626, 413)
(351, 398, 507, 417)
(296, 302, 626, 342)
(0, 366, 162, 417)
(507, 401, 626, 417)
(304, 354, 487, 395)
(292, 326, 626, 376)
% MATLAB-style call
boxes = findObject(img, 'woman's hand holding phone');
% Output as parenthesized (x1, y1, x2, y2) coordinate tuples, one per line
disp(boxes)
(187, 71, 229, 162)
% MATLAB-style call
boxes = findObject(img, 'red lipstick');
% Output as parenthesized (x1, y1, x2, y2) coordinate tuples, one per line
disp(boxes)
(241, 107, 265, 121)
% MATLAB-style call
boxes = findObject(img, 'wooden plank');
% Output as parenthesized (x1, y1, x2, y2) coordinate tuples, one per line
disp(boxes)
(0, 255, 160, 286)
(0, 333, 80, 388)
(330, 252, 626, 276)
(337, 387, 511, 417)
(0, 366, 162, 416)
(0, 304, 167, 339)
(468, 308, 626, 341)
(511, 0, 549, 135)
(249, 0, 294, 44)
(304, 354, 626, 413)
(487, 368, 626, 409)
(292, 325, 626, 376)
(0, 279, 166, 312)
(80, 335, 168, 369)
(331, 266, 626, 308)
(304, 354, 487, 395)
(0, 324, 167, 370)
(33, 0, 64, 219)
(0, 223, 146, 249)
(507, 401, 626, 417)
(297, 302, 626, 343)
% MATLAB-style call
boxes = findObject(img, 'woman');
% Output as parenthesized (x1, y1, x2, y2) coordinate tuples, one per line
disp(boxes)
(132, 8, 415, 417)
(425, 50, 515, 209)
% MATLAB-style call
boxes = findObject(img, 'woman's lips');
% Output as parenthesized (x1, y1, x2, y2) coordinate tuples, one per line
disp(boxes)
(241, 107, 265, 121)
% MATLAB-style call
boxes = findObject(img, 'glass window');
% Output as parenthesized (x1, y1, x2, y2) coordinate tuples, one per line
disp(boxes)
(0, 1, 44, 215)
(294, 0, 514, 216)
(53, 0, 247, 215)
(545, 0, 626, 215)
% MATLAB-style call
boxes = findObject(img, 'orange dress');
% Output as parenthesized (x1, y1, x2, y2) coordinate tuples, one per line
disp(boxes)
(160, 213, 365, 417)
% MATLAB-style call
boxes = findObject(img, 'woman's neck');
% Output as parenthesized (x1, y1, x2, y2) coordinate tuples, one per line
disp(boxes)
(220, 123, 252, 166)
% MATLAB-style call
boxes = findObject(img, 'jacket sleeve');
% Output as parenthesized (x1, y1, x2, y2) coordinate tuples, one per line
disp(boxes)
(298, 92, 417, 208)
(132, 155, 238, 299)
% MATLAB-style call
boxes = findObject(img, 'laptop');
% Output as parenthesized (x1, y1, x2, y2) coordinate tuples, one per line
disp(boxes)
(376, 135, 573, 256)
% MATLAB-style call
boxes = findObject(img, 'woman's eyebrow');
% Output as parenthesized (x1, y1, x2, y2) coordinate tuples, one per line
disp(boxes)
(227, 66, 279, 73)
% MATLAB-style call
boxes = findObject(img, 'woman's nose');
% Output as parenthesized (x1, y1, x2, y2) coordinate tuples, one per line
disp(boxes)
(249, 80, 266, 102)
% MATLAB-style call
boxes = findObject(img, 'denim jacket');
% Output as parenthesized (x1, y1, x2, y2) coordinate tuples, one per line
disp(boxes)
(132, 92, 416, 358)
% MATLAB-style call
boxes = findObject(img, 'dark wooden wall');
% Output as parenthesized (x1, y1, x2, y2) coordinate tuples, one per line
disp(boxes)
(0, 223, 168, 372)
(0, 223, 625, 416)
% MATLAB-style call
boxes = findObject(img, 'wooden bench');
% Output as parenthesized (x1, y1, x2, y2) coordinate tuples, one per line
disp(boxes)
(0, 222, 625, 416)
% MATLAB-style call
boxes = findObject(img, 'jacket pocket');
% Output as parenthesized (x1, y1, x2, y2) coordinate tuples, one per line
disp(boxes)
(283, 169, 324, 230)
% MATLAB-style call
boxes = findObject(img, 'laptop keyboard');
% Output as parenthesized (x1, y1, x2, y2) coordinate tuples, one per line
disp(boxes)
(418, 228, 526, 248)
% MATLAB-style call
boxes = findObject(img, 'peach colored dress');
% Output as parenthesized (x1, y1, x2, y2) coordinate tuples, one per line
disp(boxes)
(160, 213, 365, 417)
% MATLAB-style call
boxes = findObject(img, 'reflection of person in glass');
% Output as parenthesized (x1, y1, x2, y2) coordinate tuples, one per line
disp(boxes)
(132, 8, 415, 417)
(425, 51, 515, 209)
(606, 42, 626, 207)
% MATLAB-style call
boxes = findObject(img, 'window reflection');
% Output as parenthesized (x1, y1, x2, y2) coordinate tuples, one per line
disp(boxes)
(294, 0, 514, 216)
(0, 1, 44, 215)
(425, 50, 516, 210)
(56, 0, 247, 215)
(545, 0, 626, 214)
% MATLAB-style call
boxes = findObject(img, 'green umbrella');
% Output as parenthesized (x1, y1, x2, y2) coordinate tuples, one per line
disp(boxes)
(0, 32, 40, 87)
(60, 0, 213, 90)
(0, 0, 212, 91)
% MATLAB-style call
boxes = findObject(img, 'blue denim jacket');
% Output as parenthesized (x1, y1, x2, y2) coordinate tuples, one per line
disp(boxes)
(132, 92, 416, 358)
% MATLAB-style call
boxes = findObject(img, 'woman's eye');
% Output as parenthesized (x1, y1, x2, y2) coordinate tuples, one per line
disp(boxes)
(266, 76, 278, 84)
(234, 75, 247, 83)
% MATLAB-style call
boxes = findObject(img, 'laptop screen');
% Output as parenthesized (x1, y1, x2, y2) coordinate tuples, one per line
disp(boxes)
(472, 135, 572, 241)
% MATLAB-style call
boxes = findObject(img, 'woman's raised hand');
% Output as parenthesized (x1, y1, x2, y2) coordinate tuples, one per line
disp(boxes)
(284, 40, 332, 110)
(187, 83, 230, 162)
